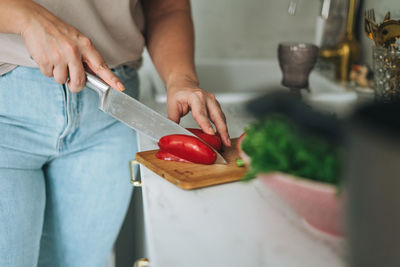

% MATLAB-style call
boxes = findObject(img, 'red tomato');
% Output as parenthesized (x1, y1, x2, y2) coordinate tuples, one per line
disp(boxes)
(186, 128, 222, 151)
(156, 150, 192, 163)
(158, 134, 217, 164)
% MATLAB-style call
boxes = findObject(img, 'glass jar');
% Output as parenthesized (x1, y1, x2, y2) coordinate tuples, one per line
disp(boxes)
(372, 47, 400, 103)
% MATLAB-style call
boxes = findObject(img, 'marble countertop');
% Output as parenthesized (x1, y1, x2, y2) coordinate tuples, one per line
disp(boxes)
(136, 95, 347, 267)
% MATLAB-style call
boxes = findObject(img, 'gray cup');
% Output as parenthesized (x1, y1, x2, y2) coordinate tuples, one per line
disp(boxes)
(278, 43, 319, 93)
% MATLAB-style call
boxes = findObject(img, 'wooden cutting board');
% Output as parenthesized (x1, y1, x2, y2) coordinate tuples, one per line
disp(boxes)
(135, 138, 248, 190)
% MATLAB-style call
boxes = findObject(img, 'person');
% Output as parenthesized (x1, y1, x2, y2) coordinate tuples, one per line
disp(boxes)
(0, 0, 230, 266)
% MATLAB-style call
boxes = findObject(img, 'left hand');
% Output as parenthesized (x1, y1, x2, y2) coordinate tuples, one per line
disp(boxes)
(167, 79, 231, 147)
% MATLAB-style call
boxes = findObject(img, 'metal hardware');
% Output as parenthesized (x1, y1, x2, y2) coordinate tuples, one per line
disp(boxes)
(85, 72, 227, 165)
(288, 0, 330, 19)
(130, 160, 142, 187)
(365, 9, 400, 49)
(288, 0, 297, 16)
(133, 258, 150, 267)
(320, 0, 331, 20)
(85, 72, 110, 110)
(319, 0, 360, 81)
(365, 10, 379, 47)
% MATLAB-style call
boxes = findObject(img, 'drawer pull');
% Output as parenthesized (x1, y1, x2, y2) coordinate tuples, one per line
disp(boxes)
(134, 257, 150, 267)
(129, 159, 142, 187)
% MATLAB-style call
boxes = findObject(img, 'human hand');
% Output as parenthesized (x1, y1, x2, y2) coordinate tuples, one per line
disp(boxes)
(18, 1, 124, 92)
(167, 78, 231, 147)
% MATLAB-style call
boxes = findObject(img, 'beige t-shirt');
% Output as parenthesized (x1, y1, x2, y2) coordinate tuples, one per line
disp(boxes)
(0, 0, 145, 75)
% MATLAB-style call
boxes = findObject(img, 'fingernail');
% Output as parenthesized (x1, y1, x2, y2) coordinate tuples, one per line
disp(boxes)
(208, 127, 215, 134)
(117, 82, 125, 91)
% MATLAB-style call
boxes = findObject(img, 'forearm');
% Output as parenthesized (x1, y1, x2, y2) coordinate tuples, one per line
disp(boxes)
(0, 0, 38, 34)
(142, 0, 230, 145)
(143, 0, 197, 88)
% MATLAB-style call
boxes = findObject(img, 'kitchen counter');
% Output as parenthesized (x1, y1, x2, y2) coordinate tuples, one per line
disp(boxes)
(136, 92, 347, 266)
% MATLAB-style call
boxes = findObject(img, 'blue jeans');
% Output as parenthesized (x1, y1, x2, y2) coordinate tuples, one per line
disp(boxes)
(0, 66, 139, 266)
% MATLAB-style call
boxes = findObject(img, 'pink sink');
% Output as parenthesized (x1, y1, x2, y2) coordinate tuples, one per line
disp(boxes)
(237, 133, 346, 237)
(258, 173, 346, 237)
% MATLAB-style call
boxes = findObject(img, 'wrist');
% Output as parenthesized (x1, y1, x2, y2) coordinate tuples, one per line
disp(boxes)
(166, 73, 199, 91)
(18, 1, 48, 36)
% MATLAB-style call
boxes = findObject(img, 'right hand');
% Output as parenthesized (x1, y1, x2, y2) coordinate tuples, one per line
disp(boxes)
(19, 1, 124, 92)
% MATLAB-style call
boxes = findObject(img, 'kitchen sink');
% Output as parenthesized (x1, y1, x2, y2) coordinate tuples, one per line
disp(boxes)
(144, 59, 361, 117)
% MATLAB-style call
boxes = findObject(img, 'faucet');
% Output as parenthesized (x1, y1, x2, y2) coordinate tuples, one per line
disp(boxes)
(318, 0, 360, 82)
(288, 0, 331, 19)
(288, 0, 360, 82)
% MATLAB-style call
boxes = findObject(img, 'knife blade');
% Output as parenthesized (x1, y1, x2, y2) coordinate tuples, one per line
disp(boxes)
(85, 72, 227, 164)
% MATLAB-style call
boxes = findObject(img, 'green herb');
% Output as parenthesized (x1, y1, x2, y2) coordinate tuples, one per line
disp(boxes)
(241, 114, 341, 185)
(236, 158, 245, 167)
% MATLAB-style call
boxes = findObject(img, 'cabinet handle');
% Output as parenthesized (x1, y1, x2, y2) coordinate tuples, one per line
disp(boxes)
(134, 257, 150, 267)
(129, 159, 142, 187)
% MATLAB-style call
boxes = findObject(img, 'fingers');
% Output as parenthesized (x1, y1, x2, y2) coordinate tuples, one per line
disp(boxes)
(189, 91, 215, 136)
(22, 12, 120, 93)
(167, 103, 182, 124)
(189, 91, 231, 147)
(172, 88, 231, 147)
(36, 53, 53, 78)
(81, 39, 125, 92)
(67, 59, 86, 92)
(53, 64, 68, 84)
(206, 95, 231, 147)
(39, 64, 53, 78)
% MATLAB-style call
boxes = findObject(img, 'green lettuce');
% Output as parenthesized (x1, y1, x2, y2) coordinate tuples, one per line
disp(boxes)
(241, 114, 341, 185)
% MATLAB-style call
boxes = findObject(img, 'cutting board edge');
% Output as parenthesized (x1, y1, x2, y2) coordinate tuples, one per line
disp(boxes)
(135, 138, 247, 190)
(136, 154, 245, 190)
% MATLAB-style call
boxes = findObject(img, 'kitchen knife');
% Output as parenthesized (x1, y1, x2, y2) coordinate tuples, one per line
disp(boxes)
(85, 72, 227, 164)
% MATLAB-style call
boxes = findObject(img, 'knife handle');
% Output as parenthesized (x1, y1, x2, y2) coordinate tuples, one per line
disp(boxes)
(85, 71, 110, 95)
(85, 71, 110, 108)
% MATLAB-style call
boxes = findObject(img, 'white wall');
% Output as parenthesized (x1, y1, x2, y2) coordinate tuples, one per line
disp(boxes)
(191, 0, 320, 60)
(192, 0, 400, 66)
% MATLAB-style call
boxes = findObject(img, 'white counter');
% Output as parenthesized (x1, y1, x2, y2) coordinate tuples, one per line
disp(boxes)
(137, 98, 347, 267)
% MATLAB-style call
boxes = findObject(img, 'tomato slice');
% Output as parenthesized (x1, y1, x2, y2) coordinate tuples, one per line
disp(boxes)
(156, 150, 192, 163)
(186, 128, 222, 151)
(158, 134, 217, 164)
